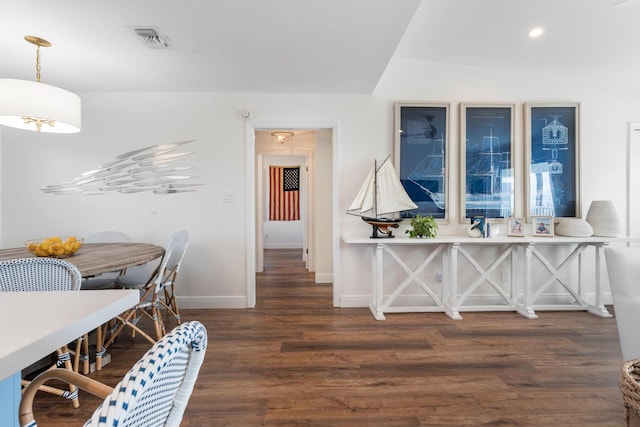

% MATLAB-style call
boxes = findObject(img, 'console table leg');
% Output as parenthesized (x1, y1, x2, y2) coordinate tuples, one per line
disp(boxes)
(370, 243, 386, 320)
(519, 243, 538, 319)
(446, 243, 462, 320)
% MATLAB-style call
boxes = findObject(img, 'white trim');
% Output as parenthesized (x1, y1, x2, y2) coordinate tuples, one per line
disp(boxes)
(264, 243, 304, 249)
(245, 120, 340, 308)
(177, 296, 248, 309)
(314, 273, 333, 283)
(335, 292, 613, 310)
(245, 121, 256, 308)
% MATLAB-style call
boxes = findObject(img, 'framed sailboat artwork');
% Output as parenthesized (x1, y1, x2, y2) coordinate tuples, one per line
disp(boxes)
(460, 103, 516, 223)
(393, 102, 450, 222)
(524, 102, 581, 221)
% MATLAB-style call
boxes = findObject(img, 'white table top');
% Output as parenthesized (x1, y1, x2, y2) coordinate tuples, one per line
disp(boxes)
(343, 235, 639, 245)
(0, 289, 138, 381)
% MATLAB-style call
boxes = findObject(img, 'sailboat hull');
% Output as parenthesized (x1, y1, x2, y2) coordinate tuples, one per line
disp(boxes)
(362, 217, 403, 238)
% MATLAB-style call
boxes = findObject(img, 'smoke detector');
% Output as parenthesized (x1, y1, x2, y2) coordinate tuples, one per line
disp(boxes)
(131, 26, 173, 49)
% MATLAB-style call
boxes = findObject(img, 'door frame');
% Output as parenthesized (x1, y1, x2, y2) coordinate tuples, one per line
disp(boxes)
(245, 120, 340, 308)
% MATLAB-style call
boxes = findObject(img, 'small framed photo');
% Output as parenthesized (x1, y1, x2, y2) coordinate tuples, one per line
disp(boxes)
(507, 217, 525, 237)
(532, 216, 554, 237)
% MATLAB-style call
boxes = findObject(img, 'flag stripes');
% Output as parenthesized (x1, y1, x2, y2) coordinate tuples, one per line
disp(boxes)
(269, 166, 300, 221)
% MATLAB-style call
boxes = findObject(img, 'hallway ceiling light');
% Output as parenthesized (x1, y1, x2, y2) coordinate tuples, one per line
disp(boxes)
(0, 36, 81, 133)
(271, 131, 294, 144)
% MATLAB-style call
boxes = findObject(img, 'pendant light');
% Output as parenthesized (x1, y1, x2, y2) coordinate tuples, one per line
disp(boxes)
(0, 36, 81, 133)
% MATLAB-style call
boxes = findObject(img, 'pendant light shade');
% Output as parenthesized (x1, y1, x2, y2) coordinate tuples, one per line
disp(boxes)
(0, 36, 81, 134)
(0, 79, 81, 133)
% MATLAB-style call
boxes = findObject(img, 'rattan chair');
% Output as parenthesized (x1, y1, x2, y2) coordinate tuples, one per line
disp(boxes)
(117, 230, 189, 328)
(0, 257, 85, 408)
(100, 235, 177, 357)
(621, 358, 640, 426)
(19, 320, 207, 427)
(81, 231, 133, 290)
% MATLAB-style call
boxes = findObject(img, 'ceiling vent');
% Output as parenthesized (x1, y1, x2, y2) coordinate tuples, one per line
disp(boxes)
(132, 26, 173, 49)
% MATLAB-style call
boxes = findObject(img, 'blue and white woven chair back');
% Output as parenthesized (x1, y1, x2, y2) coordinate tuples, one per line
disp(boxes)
(84, 321, 207, 427)
(0, 257, 82, 292)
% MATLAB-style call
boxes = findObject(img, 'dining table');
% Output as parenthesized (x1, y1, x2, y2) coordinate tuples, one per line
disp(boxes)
(0, 242, 165, 278)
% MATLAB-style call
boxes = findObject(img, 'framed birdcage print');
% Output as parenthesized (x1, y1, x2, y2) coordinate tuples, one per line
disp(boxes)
(459, 103, 515, 223)
(525, 102, 581, 221)
(394, 102, 450, 222)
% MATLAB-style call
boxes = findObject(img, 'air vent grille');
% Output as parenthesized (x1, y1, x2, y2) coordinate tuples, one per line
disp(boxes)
(132, 27, 173, 49)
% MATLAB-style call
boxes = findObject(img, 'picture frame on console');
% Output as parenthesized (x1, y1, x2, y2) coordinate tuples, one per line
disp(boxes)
(459, 103, 515, 223)
(524, 102, 581, 221)
(532, 216, 554, 237)
(508, 217, 525, 237)
(394, 102, 450, 222)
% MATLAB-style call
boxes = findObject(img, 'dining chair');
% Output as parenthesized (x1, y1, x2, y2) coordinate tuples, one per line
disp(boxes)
(117, 230, 189, 328)
(19, 320, 207, 427)
(83, 230, 163, 371)
(81, 231, 133, 290)
(0, 257, 85, 408)
(100, 235, 177, 356)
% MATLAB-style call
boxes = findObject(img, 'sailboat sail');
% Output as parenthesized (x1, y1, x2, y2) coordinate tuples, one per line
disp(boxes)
(348, 158, 417, 218)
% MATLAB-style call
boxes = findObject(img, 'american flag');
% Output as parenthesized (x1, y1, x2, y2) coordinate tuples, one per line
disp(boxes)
(269, 166, 300, 221)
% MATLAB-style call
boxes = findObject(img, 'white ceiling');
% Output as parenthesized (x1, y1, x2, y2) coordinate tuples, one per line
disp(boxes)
(1, 0, 640, 94)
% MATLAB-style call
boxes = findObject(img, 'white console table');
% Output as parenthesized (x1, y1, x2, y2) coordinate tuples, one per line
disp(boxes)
(343, 235, 635, 320)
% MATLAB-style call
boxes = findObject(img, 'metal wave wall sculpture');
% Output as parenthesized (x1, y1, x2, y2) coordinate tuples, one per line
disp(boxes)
(42, 140, 201, 195)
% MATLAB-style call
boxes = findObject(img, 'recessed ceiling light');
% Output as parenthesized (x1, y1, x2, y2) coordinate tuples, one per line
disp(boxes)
(528, 27, 544, 38)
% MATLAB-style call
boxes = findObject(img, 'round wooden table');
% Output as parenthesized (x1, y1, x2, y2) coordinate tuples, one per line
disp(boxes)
(0, 243, 165, 278)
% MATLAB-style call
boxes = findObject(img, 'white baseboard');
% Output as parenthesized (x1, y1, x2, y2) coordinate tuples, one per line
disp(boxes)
(337, 292, 613, 309)
(339, 295, 370, 307)
(176, 296, 247, 309)
(263, 243, 303, 249)
(177, 292, 613, 310)
(315, 273, 333, 283)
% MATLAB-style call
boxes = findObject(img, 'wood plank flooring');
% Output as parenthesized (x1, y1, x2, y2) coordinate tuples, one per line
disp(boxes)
(30, 249, 632, 426)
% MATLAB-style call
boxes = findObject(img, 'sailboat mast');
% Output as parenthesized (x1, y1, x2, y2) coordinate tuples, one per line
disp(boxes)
(373, 159, 378, 219)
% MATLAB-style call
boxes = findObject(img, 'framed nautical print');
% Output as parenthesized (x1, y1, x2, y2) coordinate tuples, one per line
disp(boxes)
(459, 103, 515, 223)
(525, 102, 580, 221)
(394, 102, 450, 222)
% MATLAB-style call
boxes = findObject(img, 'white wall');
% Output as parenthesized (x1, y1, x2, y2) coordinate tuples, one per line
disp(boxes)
(1, 59, 639, 308)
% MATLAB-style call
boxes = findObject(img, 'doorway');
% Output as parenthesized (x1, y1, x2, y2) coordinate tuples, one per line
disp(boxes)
(245, 123, 337, 308)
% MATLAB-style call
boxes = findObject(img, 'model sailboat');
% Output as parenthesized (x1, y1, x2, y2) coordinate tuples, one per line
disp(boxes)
(347, 156, 418, 238)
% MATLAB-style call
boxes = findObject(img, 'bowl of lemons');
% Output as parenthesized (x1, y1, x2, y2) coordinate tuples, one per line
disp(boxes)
(26, 236, 83, 258)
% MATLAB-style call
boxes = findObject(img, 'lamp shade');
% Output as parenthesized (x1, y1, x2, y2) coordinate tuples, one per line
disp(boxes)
(0, 78, 81, 133)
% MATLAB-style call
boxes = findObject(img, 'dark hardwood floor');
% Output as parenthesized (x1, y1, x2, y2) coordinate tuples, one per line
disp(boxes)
(30, 249, 632, 426)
